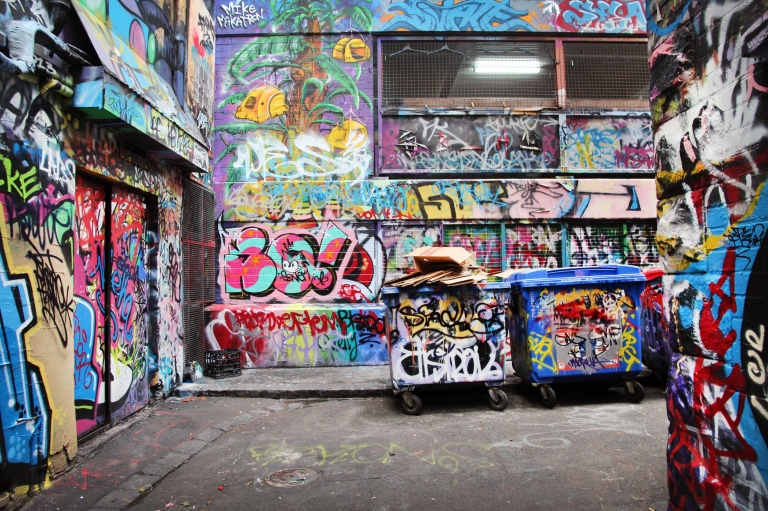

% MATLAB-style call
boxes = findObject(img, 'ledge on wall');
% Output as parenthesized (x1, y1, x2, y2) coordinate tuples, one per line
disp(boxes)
(71, 66, 210, 174)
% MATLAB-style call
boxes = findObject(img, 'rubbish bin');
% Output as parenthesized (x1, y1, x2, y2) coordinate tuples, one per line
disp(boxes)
(507, 265, 646, 409)
(382, 282, 511, 415)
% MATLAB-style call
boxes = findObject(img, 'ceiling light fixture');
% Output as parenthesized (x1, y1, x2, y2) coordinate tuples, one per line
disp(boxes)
(474, 57, 541, 74)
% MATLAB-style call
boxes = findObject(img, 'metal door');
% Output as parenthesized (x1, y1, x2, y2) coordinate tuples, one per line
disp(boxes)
(73, 175, 149, 436)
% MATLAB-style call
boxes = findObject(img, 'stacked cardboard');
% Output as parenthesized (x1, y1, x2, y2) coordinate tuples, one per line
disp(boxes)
(383, 247, 514, 288)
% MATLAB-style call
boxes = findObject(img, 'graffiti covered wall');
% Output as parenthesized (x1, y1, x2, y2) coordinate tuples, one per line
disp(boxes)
(562, 116, 653, 172)
(211, 0, 656, 368)
(648, 0, 768, 508)
(71, 0, 214, 151)
(217, 219, 381, 303)
(206, 304, 387, 367)
(381, 114, 654, 174)
(217, 178, 656, 222)
(380, 115, 560, 173)
(0, 51, 79, 484)
(213, 0, 647, 34)
(0, 75, 188, 486)
(215, 33, 374, 183)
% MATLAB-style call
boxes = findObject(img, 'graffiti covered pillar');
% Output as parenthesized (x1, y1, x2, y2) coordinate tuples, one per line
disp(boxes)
(648, 0, 768, 507)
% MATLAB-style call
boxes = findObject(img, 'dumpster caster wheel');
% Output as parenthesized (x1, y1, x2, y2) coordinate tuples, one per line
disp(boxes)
(401, 393, 422, 415)
(540, 386, 556, 409)
(625, 381, 645, 403)
(488, 388, 508, 411)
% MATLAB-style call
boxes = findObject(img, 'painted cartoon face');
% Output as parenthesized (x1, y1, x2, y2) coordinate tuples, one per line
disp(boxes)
(282, 259, 300, 274)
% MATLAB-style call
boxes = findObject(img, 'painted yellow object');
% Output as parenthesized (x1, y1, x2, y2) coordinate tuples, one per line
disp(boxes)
(332, 37, 371, 62)
(235, 84, 288, 123)
(327, 120, 368, 151)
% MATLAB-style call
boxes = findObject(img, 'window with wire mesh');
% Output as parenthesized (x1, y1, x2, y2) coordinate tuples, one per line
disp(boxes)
(505, 224, 562, 269)
(568, 224, 624, 267)
(381, 222, 442, 279)
(381, 40, 557, 111)
(625, 223, 659, 267)
(444, 224, 503, 271)
(564, 41, 649, 109)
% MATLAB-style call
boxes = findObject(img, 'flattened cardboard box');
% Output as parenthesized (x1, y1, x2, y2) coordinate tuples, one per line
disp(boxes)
(406, 247, 476, 274)
(383, 246, 499, 288)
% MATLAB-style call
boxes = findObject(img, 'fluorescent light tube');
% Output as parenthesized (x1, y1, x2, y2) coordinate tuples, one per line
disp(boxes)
(474, 57, 541, 74)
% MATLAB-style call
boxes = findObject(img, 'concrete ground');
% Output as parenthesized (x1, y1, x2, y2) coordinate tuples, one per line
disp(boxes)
(22, 375, 669, 511)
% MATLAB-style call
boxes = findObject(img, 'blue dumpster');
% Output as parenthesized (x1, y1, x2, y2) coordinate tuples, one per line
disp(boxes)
(507, 265, 646, 408)
(382, 282, 510, 415)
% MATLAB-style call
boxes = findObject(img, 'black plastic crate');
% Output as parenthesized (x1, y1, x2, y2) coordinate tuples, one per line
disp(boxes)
(205, 364, 242, 379)
(204, 349, 241, 379)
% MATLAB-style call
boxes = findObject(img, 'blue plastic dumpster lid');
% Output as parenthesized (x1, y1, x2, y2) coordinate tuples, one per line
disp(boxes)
(381, 281, 510, 296)
(504, 265, 646, 287)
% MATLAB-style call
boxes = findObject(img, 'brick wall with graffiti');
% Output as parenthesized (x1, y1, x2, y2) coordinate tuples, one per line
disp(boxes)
(0, 0, 213, 495)
(648, 0, 768, 508)
(213, 0, 647, 34)
(210, 0, 657, 367)
(206, 304, 387, 367)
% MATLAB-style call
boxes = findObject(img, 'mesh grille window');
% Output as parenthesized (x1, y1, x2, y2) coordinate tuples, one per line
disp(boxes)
(626, 224, 660, 267)
(444, 224, 503, 271)
(381, 223, 442, 279)
(564, 42, 649, 108)
(568, 225, 624, 267)
(505, 224, 562, 269)
(382, 40, 557, 110)
(182, 180, 216, 369)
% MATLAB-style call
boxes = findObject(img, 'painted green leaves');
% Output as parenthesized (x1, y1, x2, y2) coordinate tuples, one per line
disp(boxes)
(228, 36, 311, 82)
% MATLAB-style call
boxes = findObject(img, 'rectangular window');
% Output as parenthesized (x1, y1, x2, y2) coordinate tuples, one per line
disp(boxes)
(564, 41, 649, 109)
(381, 40, 557, 111)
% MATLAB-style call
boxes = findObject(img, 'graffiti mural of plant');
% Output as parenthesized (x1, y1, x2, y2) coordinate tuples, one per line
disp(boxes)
(215, 2, 374, 184)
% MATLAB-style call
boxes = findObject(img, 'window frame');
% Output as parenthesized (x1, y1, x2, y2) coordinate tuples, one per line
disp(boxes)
(377, 36, 649, 115)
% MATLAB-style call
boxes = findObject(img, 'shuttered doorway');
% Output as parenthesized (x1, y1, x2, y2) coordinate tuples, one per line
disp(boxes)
(182, 179, 215, 371)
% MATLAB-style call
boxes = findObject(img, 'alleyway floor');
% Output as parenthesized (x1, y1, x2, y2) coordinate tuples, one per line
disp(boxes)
(25, 382, 668, 511)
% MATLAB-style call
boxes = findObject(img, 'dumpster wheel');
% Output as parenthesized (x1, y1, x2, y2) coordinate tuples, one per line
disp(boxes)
(624, 381, 645, 403)
(401, 392, 423, 415)
(540, 386, 556, 409)
(488, 388, 508, 411)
